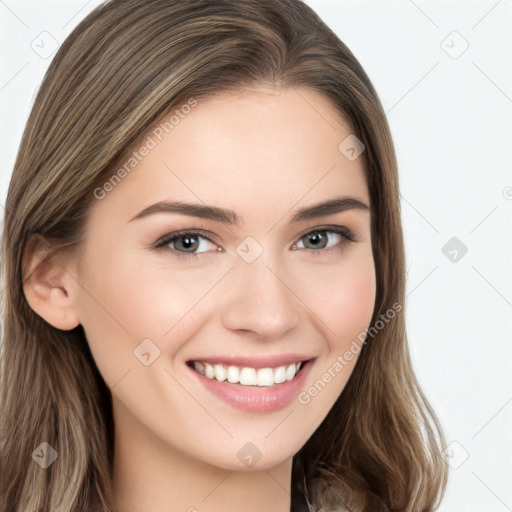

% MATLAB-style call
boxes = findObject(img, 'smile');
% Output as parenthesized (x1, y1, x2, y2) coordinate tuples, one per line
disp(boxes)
(191, 360, 303, 387)
(186, 357, 314, 413)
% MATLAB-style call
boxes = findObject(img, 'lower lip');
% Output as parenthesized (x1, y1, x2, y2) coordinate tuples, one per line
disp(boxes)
(188, 359, 314, 413)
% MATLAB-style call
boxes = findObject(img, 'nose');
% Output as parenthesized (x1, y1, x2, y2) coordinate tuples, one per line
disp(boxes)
(219, 253, 301, 340)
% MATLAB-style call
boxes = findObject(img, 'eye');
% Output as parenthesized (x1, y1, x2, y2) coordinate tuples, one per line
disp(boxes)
(152, 225, 356, 260)
(152, 230, 217, 260)
(292, 226, 355, 254)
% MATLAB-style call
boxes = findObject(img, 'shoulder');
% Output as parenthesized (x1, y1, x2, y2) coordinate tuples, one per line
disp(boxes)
(310, 478, 389, 512)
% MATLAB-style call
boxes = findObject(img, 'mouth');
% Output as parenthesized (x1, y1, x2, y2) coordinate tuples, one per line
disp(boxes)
(186, 359, 308, 388)
(186, 357, 315, 413)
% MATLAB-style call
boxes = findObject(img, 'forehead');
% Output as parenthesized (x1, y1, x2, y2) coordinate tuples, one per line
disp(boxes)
(90, 87, 368, 225)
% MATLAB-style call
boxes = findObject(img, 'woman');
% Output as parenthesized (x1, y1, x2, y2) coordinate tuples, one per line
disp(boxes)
(0, 1, 448, 510)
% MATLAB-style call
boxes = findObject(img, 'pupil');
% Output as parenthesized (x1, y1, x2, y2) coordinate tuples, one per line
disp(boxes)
(179, 236, 197, 251)
(308, 233, 324, 248)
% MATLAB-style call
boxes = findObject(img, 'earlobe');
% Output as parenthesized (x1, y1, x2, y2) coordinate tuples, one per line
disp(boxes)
(22, 237, 81, 331)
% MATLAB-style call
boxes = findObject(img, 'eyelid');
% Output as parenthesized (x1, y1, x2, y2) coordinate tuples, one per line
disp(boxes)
(151, 224, 357, 258)
(295, 224, 355, 242)
(151, 228, 218, 250)
(291, 224, 356, 253)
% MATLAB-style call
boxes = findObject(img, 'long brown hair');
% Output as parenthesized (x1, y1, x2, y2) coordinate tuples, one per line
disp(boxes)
(0, 1, 448, 510)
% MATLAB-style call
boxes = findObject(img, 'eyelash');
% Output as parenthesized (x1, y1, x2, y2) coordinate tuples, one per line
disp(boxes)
(152, 225, 356, 261)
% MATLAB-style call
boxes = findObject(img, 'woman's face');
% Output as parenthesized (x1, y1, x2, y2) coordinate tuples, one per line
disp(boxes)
(69, 86, 375, 472)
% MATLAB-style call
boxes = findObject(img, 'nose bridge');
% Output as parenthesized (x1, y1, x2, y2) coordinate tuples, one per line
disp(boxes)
(219, 246, 301, 339)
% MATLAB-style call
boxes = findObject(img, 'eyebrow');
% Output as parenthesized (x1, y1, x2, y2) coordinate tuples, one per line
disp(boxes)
(128, 196, 370, 225)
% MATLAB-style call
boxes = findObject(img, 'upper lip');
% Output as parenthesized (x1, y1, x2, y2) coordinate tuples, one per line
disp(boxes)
(187, 354, 314, 369)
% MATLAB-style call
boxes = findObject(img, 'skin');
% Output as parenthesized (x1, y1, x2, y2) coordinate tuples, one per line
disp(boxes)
(24, 86, 376, 512)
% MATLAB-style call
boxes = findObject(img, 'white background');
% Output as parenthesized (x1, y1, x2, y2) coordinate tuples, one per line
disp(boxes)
(1, 1, 511, 510)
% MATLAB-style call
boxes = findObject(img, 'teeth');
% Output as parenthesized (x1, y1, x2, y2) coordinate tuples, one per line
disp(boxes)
(192, 360, 304, 386)
(239, 367, 257, 385)
(214, 364, 227, 382)
(227, 365, 239, 383)
(256, 368, 274, 386)
(273, 365, 286, 384)
(285, 363, 296, 381)
(205, 363, 215, 379)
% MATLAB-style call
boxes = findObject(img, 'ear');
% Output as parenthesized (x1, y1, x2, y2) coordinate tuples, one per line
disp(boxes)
(22, 235, 81, 330)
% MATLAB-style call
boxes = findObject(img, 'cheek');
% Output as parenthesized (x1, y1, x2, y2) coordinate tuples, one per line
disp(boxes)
(299, 248, 376, 345)
(292, 251, 376, 429)
(74, 247, 216, 382)
(331, 260, 376, 340)
(303, 249, 375, 390)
